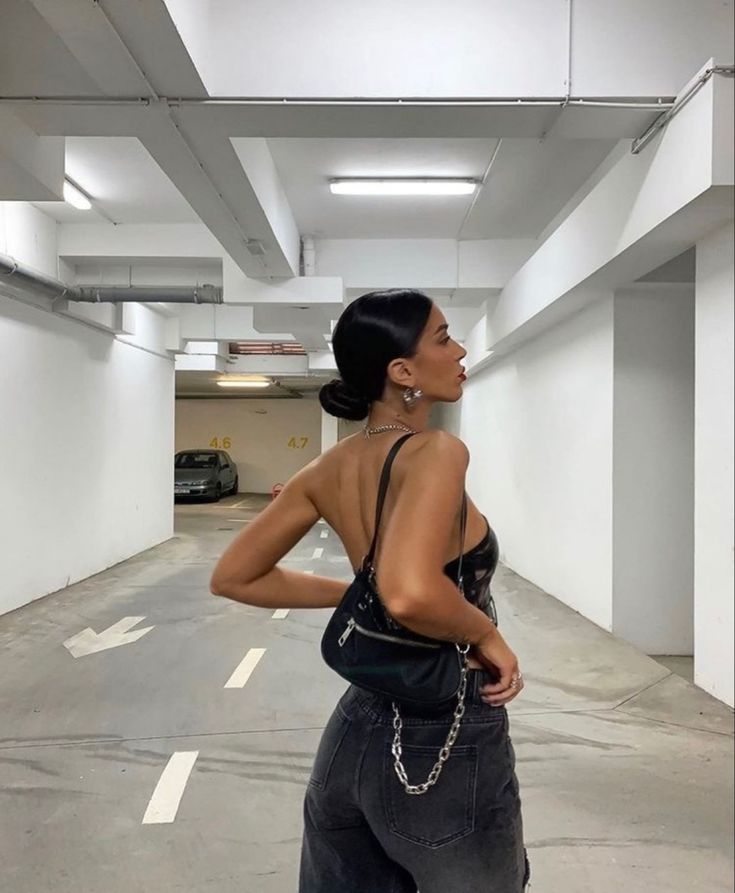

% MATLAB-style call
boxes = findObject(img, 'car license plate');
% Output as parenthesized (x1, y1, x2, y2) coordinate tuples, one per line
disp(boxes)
(175, 487, 190, 494)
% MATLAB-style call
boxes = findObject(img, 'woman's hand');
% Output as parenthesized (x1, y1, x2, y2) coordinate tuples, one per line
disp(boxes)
(473, 629, 525, 706)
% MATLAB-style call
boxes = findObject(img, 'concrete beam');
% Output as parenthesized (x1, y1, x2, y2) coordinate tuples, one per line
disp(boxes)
(315, 238, 535, 292)
(175, 303, 299, 341)
(223, 258, 342, 305)
(0, 110, 64, 201)
(59, 223, 222, 259)
(486, 61, 734, 358)
(24, 0, 301, 277)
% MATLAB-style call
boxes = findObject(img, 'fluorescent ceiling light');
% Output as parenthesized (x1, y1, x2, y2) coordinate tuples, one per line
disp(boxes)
(330, 179, 477, 196)
(216, 380, 271, 389)
(63, 179, 92, 210)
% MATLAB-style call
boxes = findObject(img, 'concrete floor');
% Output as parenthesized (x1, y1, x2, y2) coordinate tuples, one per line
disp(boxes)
(0, 495, 732, 893)
(650, 655, 695, 684)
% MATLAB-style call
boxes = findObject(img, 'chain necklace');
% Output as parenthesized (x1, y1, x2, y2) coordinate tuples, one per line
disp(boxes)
(363, 422, 418, 438)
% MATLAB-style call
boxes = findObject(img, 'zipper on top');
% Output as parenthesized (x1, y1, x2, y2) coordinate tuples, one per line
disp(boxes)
(338, 616, 441, 649)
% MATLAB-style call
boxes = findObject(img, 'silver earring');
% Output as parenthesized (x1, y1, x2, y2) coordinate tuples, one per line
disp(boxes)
(402, 386, 423, 408)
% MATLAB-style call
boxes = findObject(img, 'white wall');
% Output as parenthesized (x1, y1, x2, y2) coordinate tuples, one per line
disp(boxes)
(321, 409, 338, 452)
(196, 0, 733, 97)
(0, 202, 58, 277)
(0, 302, 174, 617)
(612, 286, 695, 655)
(175, 397, 322, 493)
(0, 203, 175, 618)
(694, 221, 734, 707)
(460, 297, 615, 630)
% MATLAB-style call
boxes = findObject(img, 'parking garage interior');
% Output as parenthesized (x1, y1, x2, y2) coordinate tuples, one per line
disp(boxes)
(0, 1, 733, 891)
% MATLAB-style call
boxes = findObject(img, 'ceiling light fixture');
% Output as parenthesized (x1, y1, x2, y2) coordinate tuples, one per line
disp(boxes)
(329, 178, 477, 196)
(216, 380, 271, 389)
(63, 178, 92, 210)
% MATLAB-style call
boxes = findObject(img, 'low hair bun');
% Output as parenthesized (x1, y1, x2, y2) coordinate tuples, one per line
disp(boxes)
(318, 378, 370, 420)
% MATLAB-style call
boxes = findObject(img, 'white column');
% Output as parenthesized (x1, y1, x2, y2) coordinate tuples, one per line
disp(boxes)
(611, 286, 695, 656)
(694, 220, 734, 707)
(320, 409, 338, 453)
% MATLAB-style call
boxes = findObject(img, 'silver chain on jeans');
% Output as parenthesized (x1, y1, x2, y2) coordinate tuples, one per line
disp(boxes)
(390, 643, 471, 795)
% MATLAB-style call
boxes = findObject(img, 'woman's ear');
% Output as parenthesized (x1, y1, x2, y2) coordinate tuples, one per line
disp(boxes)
(385, 357, 414, 388)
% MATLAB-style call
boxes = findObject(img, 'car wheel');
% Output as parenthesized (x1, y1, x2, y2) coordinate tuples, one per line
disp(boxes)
(213, 483, 222, 502)
(231, 476, 239, 495)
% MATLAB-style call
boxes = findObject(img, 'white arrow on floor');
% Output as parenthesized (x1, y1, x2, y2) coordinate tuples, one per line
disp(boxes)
(63, 617, 155, 658)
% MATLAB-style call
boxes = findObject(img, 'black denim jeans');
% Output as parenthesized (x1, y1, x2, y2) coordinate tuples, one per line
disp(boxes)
(300, 669, 530, 892)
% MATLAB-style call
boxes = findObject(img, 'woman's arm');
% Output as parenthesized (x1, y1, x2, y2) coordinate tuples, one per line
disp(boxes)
(375, 431, 499, 647)
(378, 431, 522, 702)
(211, 567, 348, 609)
(210, 461, 347, 609)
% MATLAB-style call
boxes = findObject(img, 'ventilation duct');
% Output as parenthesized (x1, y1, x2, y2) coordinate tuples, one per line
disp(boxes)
(75, 285, 223, 303)
(0, 254, 223, 304)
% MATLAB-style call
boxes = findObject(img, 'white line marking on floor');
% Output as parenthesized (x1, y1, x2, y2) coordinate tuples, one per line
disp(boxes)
(142, 751, 198, 825)
(304, 570, 315, 575)
(63, 617, 155, 658)
(224, 647, 267, 688)
(311, 547, 324, 559)
(320, 530, 329, 539)
(272, 609, 290, 619)
(226, 519, 252, 523)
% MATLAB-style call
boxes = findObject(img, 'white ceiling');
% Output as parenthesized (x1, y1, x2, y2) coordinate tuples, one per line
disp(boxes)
(266, 137, 496, 239)
(4, 0, 714, 387)
(175, 371, 327, 398)
(33, 137, 200, 224)
(458, 138, 618, 239)
(265, 137, 618, 239)
(25, 131, 620, 241)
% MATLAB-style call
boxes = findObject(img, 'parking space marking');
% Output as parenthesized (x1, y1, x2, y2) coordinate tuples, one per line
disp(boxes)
(311, 547, 324, 559)
(224, 647, 266, 688)
(142, 751, 198, 824)
(272, 609, 290, 619)
(320, 530, 329, 539)
(305, 570, 314, 574)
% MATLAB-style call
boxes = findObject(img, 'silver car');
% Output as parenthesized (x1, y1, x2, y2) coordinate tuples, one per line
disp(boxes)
(174, 450, 239, 501)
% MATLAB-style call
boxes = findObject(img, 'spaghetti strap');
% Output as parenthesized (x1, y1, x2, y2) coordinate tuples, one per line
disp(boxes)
(364, 433, 415, 568)
(362, 433, 468, 574)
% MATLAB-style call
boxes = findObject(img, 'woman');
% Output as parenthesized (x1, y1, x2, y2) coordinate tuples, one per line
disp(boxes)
(210, 289, 530, 892)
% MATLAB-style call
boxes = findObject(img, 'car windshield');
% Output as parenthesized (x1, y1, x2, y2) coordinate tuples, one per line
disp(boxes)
(175, 452, 218, 469)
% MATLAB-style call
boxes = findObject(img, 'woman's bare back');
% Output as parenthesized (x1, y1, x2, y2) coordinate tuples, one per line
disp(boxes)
(307, 431, 489, 576)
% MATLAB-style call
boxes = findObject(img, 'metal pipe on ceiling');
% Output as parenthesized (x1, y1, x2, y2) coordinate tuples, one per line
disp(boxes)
(0, 254, 223, 303)
(74, 285, 223, 303)
(0, 95, 675, 110)
(0, 254, 74, 301)
(632, 64, 734, 154)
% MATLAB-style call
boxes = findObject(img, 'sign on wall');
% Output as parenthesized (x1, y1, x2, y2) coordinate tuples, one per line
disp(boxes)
(209, 435, 310, 450)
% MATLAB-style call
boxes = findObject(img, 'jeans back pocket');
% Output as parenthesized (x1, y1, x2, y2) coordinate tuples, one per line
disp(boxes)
(383, 742, 478, 848)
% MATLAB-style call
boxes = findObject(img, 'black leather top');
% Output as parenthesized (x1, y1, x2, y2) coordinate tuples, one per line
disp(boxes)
(443, 515, 500, 625)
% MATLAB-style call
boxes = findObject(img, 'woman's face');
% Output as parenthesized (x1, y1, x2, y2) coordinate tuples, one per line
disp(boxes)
(409, 303, 468, 401)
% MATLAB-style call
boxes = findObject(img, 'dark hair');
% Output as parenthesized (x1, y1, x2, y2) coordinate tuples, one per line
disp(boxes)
(319, 289, 433, 420)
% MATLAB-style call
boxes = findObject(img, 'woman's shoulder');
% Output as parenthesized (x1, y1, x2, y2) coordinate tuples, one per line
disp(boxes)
(409, 429, 469, 463)
(309, 428, 468, 481)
